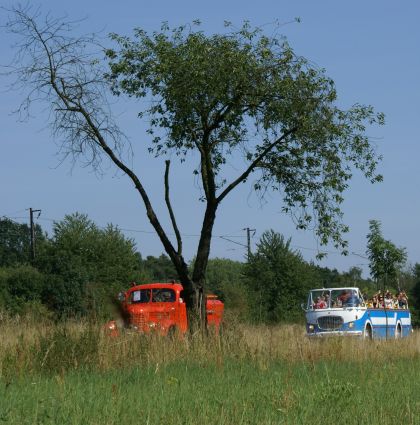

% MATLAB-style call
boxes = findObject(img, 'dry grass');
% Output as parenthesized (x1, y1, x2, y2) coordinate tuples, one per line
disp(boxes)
(1, 314, 419, 377)
(1, 315, 420, 424)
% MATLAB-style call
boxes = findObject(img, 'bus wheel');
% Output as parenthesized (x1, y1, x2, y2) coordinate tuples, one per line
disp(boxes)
(364, 323, 373, 340)
(395, 323, 402, 339)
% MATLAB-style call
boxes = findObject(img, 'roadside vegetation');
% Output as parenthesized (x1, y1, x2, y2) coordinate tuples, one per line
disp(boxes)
(0, 318, 419, 424)
(2, 7, 419, 424)
(1, 215, 420, 423)
(1, 215, 420, 325)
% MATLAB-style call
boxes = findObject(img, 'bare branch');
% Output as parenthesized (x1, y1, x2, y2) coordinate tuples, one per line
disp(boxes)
(3, 5, 187, 271)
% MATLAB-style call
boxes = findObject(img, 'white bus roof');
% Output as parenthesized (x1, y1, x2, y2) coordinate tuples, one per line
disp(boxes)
(309, 287, 360, 292)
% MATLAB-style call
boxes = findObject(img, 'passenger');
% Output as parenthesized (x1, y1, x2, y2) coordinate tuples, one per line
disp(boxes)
(351, 290, 361, 307)
(324, 293, 330, 308)
(378, 294, 384, 308)
(398, 291, 408, 309)
(384, 292, 393, 309)
(343, 290, 360, 307)
(314, 297, 327, 309)
(372, 296, 378, 309)
(338, 290, 350, 305)
(393, 293, 399, 309)
(319, 296, 327, 309)
(376, 290, 382, 302)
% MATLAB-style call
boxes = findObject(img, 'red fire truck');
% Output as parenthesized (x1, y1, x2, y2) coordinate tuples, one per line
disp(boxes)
(105, 282, 224, 336)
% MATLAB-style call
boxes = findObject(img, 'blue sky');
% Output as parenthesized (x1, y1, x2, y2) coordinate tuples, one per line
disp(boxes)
(1, 0, 419, 275)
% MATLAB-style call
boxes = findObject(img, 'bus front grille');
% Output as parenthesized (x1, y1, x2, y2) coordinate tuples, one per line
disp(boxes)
(317, 316, 343, 330)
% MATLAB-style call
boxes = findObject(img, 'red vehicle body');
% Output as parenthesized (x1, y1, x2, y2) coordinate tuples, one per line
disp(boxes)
(105, 282, 224, 336)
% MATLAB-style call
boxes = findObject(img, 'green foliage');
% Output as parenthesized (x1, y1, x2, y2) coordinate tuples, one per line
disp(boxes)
(244, 230, 316, 323)
(411, 264, 420, 327)
(205, 258, 244, 297)
(1, 212, 415, 324)
(107, 22, 384, 252)
(315, 265, 375, 296)
(366, 220, 407, 288)
(0, 265, 45, 315)
(0, 218, 45, 266)
(38, 213, 146, 318)
(141, 254, 177, 281)
(41, 273, 87, 318)
(0, 214, 149, 319)
(205, 258, 248, 318)
(40, 213, 142, 284)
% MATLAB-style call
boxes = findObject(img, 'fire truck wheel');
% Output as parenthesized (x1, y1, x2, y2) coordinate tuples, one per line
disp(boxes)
(167, 326, 176, 339)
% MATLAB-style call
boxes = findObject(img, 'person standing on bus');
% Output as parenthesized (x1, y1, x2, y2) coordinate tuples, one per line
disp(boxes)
(384, 291, 393, 309)
(314, 297, 327, 309)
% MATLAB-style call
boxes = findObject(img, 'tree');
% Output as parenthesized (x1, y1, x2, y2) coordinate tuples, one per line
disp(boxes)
(204, 258, 248, 318)
(366, 220, 407, 290)
(0, 218, 45, 266)
(411, 264, 420, 326)
(141, 254, 177, 282)
(38, 213, 144, 317)
(244, 230, 316, 323)
(5, 6, 384, 317)
(0, 265, 46, 315)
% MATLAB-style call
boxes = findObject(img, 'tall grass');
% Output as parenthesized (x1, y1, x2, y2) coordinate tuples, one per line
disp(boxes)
(1, 316, 420, 424)
(1, 315, 420, 376)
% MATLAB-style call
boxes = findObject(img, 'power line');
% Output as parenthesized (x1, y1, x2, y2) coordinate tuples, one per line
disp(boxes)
(219, 236, 248, 248)
(0, 208, 28, 217)
(8, 215, 247, 239)
(0, 213, 369, 261)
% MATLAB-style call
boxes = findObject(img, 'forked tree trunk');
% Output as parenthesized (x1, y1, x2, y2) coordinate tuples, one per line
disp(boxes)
(171, 202, 218, 328)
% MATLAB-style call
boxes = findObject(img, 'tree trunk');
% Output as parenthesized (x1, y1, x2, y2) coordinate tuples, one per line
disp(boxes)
(189, 202, 218, 324)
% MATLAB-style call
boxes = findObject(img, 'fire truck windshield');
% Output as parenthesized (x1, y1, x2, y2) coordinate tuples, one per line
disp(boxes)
(130, 289, 150, 304)
(152, 288, 176, 302)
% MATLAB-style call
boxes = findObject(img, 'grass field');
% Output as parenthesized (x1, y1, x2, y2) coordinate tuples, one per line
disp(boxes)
(1, 317, 420, 424)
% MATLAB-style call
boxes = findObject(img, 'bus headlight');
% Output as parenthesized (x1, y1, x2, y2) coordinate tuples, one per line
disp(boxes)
(308, 324, 314, 332)
(348, 322, 354, 329)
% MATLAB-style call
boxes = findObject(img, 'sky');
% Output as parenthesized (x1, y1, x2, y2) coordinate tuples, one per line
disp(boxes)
(1, 0, 419, 276)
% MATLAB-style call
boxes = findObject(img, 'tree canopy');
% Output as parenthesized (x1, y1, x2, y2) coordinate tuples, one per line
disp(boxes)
(244, 230, 317, 322)
(366, 219, 407, 289)
(5, 7, 385, 313)
(0, 218, 44, 266)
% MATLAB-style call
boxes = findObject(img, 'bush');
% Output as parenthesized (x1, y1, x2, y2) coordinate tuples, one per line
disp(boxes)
(0, 266, 46, 315)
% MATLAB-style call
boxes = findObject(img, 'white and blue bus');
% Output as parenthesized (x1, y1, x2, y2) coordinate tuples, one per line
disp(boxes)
(304, 287, 411, 339)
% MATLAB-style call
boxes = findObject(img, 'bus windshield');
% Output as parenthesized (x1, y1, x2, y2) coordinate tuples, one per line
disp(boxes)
(307, 288, 363, 309)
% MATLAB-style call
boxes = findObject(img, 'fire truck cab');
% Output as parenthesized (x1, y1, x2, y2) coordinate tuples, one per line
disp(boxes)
(106, 282, 224, 336)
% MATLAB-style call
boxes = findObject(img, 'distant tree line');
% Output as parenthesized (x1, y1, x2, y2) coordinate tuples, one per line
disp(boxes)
(1, 214, 419, 325)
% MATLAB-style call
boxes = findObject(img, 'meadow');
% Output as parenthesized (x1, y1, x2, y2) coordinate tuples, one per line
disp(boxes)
(1, 315, 419, 425)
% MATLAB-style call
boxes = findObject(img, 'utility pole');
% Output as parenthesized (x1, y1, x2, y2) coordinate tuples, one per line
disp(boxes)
(243, 227, 256, 259)
(219, 227, 256, 258)
(29, 207, 41, 260)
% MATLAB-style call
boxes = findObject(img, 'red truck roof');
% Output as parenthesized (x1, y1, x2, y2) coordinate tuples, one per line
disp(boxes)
(128, 282, 184, 292)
